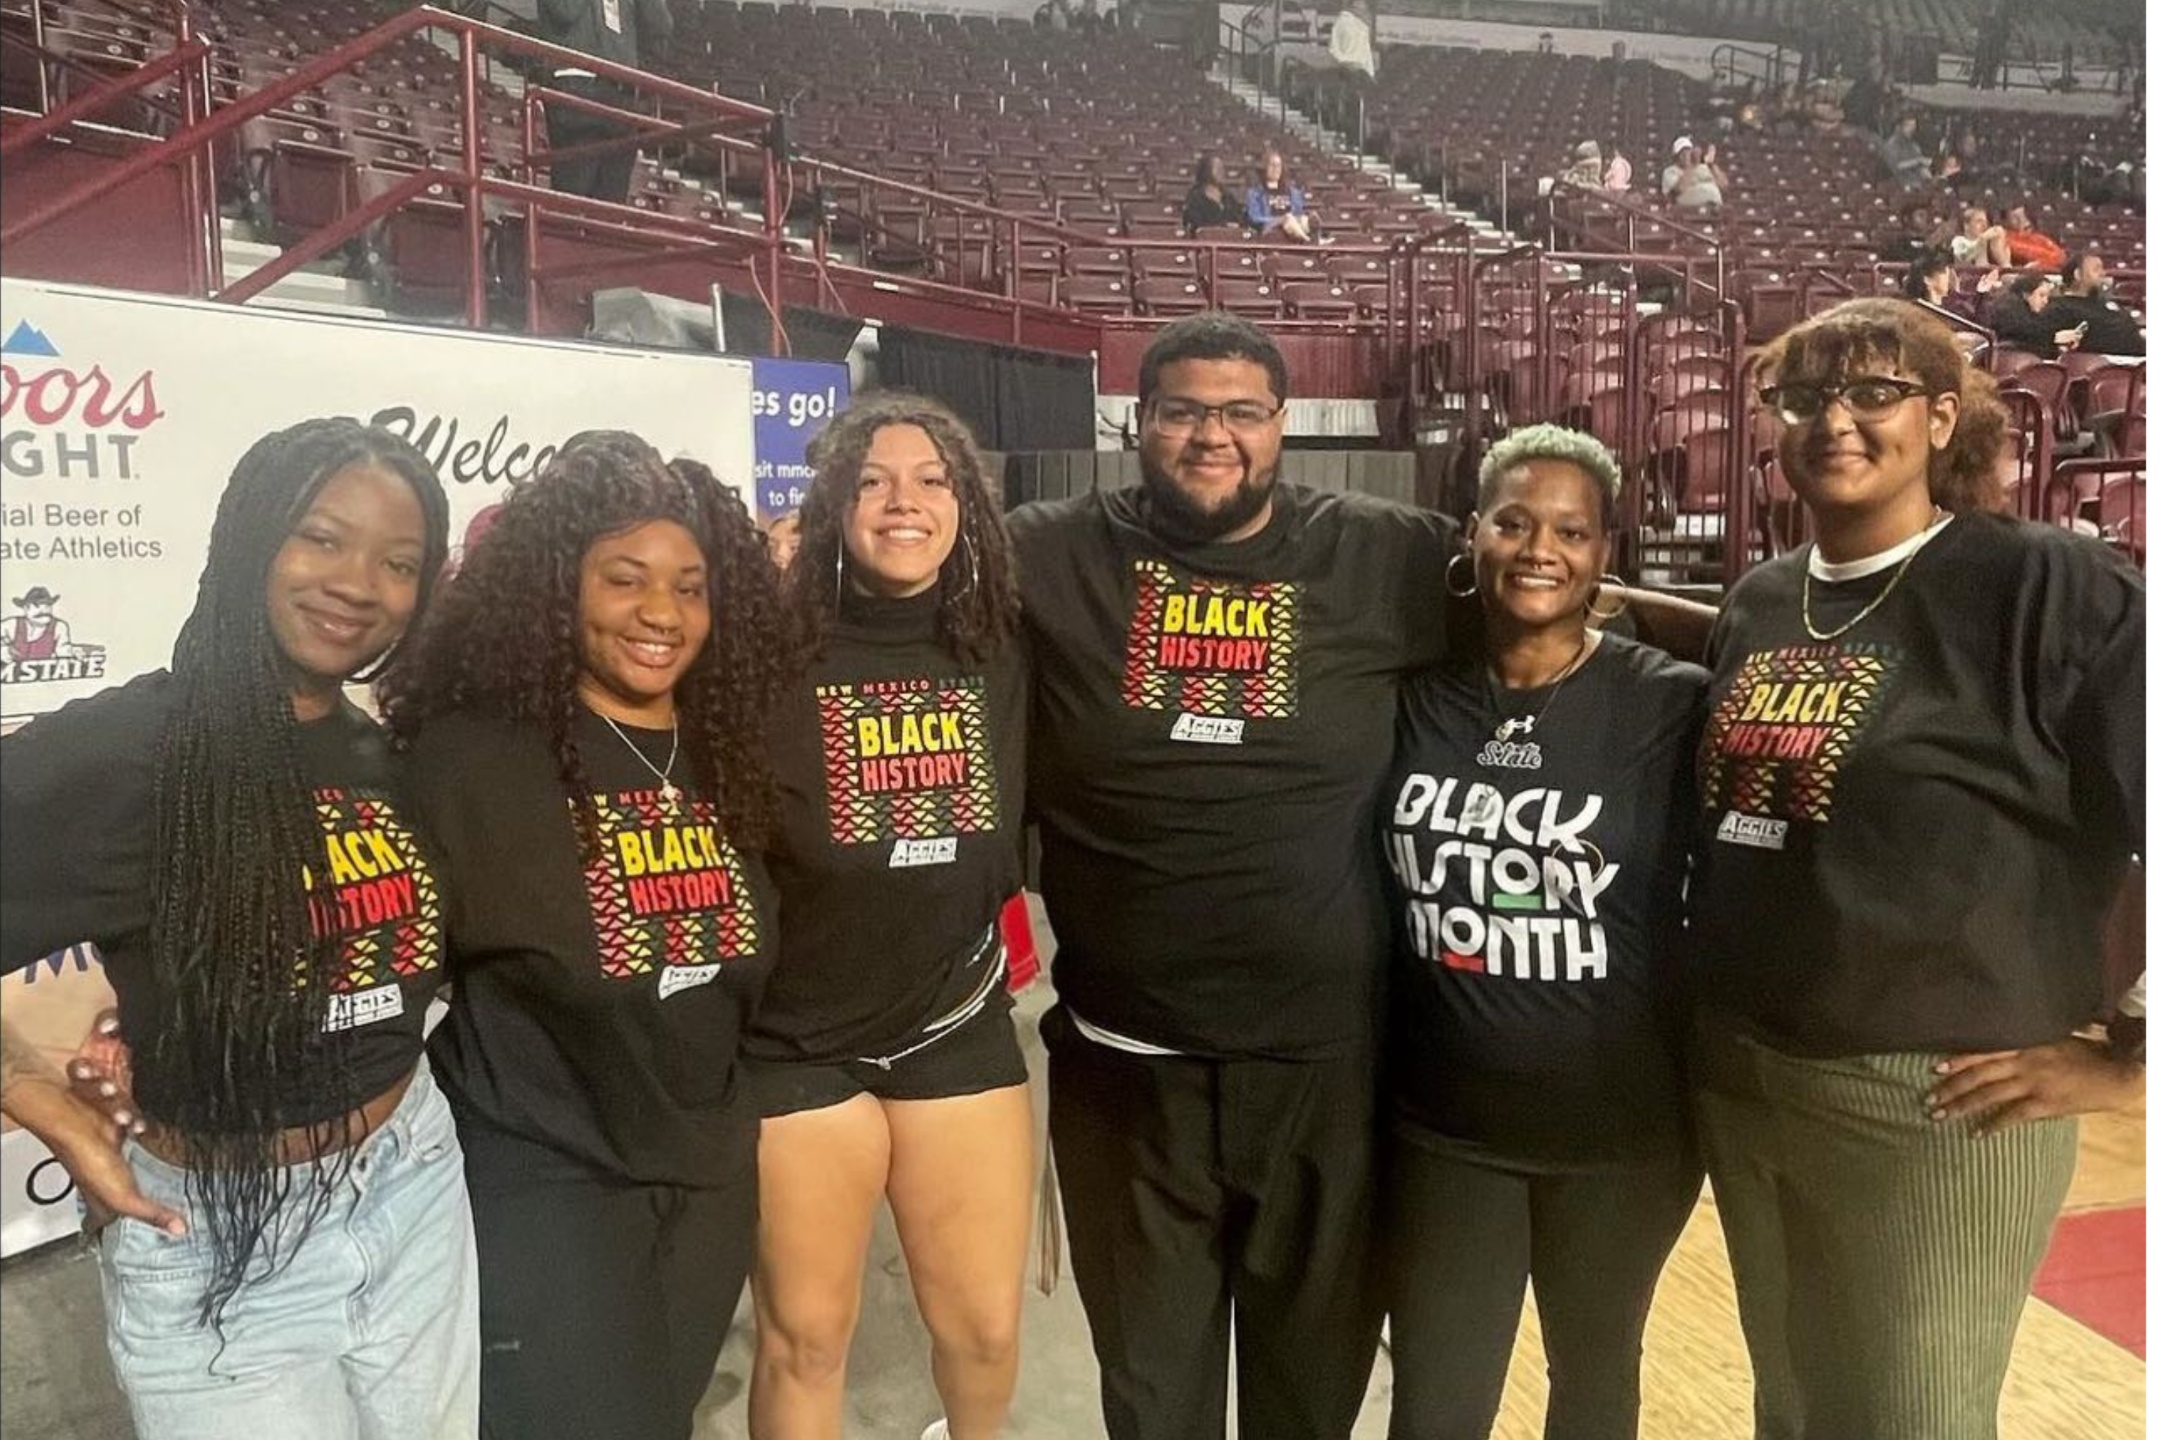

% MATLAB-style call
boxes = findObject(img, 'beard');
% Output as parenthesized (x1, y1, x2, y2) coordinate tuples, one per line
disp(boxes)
(1138, 454, 1278, 545)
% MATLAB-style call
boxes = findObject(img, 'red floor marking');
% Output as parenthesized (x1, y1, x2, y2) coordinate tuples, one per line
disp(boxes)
(2033, 1205, 2146, 1358)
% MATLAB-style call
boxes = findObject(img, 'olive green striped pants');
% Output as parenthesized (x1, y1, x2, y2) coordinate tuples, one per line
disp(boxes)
(1691, 1012, 2079, 1440)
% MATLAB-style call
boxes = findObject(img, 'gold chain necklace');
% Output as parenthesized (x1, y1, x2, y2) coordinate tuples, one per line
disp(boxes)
(1801, 511, 1947, 642)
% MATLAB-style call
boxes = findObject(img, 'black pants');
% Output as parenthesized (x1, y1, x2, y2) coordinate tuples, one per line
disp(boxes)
(1044, 1004, 1385, 1440)
(546, 74, 639, 203)
(458, 1114, 757, 1440)
(1385, 1126, 1701, 1440)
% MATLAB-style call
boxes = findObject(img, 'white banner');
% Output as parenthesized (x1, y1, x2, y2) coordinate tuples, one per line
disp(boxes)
(0, 279, 758, 1252)
(0, 277, 757, 725)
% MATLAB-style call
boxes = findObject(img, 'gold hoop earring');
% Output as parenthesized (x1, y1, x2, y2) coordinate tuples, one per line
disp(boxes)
(1445, 551, 1479, 599)
(1586, 574, 1629, 621)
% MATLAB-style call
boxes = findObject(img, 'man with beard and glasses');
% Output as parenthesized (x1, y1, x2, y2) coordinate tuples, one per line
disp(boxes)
(1008, 312, 1712, 1440)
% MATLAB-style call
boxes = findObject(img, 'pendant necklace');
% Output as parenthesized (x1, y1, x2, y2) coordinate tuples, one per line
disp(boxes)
(1486, 631, 1594, 745)
(599, 712, 683, 812)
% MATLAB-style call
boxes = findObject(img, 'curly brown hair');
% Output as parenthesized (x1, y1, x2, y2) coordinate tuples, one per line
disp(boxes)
(1754, 298, 2010, 514)
(380, 430, 793, 848)
(788, 392, 1021, 665)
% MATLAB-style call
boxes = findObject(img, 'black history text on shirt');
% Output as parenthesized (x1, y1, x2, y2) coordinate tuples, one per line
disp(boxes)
(305, 785, 441, 1032)
(1387, 774, 1614, 983)
(581, 789, 759, 997)
(1698, 640, 1895, 850)
(1121, 559, 1301, 744)
(817, 675, 1001, 867)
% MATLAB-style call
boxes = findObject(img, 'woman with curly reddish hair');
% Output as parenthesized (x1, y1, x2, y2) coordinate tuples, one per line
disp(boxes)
(378, 431, 794, 1440)
(1691, 299, 2143, 1438)
(745, 393, 1032, 1440)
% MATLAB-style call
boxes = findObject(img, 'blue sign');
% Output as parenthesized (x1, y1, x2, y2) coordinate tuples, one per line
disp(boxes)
(750, 357, 849, 521)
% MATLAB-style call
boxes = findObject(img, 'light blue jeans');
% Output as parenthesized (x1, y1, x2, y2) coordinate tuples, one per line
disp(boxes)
(95, 1060, 480, 1440)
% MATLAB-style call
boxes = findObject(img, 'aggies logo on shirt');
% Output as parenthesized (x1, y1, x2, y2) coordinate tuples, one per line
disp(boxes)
(1121, 560, 1301, 744)
(581, 791, 759, 997)
(1699, 642, 1895, 848)
(817, 676, 1000, 868)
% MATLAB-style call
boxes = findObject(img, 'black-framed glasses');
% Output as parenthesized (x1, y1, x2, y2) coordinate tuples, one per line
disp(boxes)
(1758, 376, 1934, 424)
(1147, 398, 1285, 434)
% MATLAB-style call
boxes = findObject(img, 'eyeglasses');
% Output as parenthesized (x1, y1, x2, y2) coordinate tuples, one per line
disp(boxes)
(1148, 398, 1284, 434)
(1758, 376, 1934, 425)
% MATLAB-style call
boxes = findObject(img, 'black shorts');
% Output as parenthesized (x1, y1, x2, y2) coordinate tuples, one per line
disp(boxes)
(747, 987, 1028, 1118)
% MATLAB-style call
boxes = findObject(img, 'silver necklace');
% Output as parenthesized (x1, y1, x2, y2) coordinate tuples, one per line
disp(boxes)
(1486, 632, 1593, 744)
(598, 712, 682, 811)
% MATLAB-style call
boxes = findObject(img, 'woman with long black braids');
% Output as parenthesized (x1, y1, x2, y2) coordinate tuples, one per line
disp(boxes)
(745, 394, 1032, 1440)
(379, 431, 792, 1440)
(0, 418, 469, 1438)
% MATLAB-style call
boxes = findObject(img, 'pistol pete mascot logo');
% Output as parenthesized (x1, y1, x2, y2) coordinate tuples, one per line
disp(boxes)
(818, 676, 1001, 869)
(1120, 559, 1302, 745)
(0, 587, 106, 684)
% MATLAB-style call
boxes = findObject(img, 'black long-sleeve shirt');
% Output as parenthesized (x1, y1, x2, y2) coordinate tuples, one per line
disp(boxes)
(0, 674, 446, 1124)
(409, 708, 774, 1185)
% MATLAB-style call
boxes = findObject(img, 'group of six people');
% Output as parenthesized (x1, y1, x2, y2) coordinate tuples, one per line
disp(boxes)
(0, 299, 2143, 1440)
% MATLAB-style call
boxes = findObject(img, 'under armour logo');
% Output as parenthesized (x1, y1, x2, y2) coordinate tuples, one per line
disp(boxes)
(1495, 716, 1536, 743)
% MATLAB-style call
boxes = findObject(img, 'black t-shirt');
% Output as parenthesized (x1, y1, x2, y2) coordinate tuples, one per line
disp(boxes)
(1182, 184, 1247, 234)
(2047, 292, 2146, 358)
(1383, 636, 1705, 1167)
(408, 708, 776, 1186)
(1010, 483, 1456, 1059)
(1690, 514, 2144, 1056)
(0, 673, 444, 1126)
(747, 591, 1028, 1062)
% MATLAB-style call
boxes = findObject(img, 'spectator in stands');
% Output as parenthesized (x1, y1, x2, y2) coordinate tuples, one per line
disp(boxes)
(1951, 205, 2012, 269)
(2051, 251, 2147, 357)
(1, 420, 469, 1438)
(535, 0, 673, 204)
(1903, 248, 1999, 326)
(1804, 81, 1846, 132)
(1991, 271, 2085, 358)
(1880, 113, 1931, 189)
(1183, 153, 1250, 235)
(1661, 138, 1726, 216)
(383, 434, 790, 1440)
(1604, 146, 1634, 193)
(1699, 296, 2144, 1440)
(1383, 424, 1705, 1440)
(1562, 140, 1605, 189)
(1247, 148, 1315, 242)
(2003, 204, 2070, 272)
(1880, 199, 1947, 263)
(747, 396, 1031, 1440)
(766, 510, 803, 571)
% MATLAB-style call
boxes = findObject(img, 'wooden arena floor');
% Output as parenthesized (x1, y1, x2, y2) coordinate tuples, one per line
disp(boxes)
(1481, 1101, 2148, 1439)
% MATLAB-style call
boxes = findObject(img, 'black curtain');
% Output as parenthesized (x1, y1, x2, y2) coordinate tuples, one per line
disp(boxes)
(717, 294, 865, 362)
(875, 327, 1096, 452)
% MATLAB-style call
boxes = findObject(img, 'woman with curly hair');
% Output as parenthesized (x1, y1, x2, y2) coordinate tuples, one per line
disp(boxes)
(0, 418, 469, 1437)
(744, 393, 1033, 1440)
(1691, 299, 2144, 1437)
(378, 430, 792, 1440)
